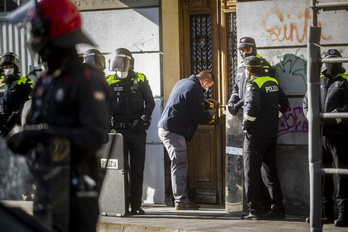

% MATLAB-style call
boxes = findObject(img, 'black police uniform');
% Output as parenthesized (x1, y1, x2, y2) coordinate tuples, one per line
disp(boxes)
(228, 54, 274, 111)
(228, 37, 275, 212)
(107, 71, 155, 212)
(0, 75, 32, 135)
(25, 56, 110, 231)
(303, 71, 348, 223)
(242, 58, 289, 216)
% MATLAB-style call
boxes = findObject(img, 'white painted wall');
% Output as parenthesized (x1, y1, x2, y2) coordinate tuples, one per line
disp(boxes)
(237, 0, 348, 145)
(79, 7, 164, 204)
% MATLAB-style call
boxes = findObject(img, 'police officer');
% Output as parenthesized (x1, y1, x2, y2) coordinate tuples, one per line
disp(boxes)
(107, 48, 155, 215)
(0, 52, 32, 136)
(228, 37, 274, 115)
(228, 36, 274, 214)
(83, 48, 106, 76)
(241, 56, 289, 220)
(303, 49, 348, 227)
(7, 0, 110, 231)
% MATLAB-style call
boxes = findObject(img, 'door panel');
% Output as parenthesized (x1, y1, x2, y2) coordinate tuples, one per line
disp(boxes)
(187, 125, 218, 203)
(179, 0, 236, 205)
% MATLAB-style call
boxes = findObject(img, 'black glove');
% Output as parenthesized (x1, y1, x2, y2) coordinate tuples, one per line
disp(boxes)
(206, 99, 219, 110)
(6, 124, 48, 155)
(228, 101, 243, 116)
(131, 115, 151, 131)
(242, 120, 254, 134)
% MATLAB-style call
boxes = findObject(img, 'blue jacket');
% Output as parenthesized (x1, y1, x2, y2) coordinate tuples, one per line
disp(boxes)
(158, 75, 212, 141)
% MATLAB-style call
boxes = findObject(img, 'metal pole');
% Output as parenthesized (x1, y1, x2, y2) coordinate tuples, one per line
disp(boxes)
(321, 112, 348, 118)
(323, 168, 348, 175)
(312, 0, 318, 26)
(307, 26, 322, 232)
(321, 57, 348, 64)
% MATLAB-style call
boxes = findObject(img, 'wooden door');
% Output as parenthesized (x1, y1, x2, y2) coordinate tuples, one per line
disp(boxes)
(179, 0, 236, 204)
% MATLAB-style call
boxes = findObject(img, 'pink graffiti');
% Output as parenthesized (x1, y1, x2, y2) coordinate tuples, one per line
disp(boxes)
(278, 106, 308, 137)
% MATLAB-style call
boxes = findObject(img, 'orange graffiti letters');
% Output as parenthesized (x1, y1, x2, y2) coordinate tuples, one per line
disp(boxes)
(264, 8, 332, 43)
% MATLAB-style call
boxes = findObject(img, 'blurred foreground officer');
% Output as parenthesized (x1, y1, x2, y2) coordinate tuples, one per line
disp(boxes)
(303, 49, 348, 227)
(107, 48, 155, 215)
(158, 70, 215, 210)
(0, 52, 32, 136)
(241, 56, 288, 220)
(7, 0, 110, 231)
(83, 48, 106, 76)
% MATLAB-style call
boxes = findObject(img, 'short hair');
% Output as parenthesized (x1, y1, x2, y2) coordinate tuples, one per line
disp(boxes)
(196, 70, 215, 83)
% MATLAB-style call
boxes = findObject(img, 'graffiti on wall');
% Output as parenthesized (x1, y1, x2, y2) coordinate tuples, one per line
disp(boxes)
(273, 51, 307, 89)
(278, 106, 307, 137)
(273, 51, 308, 137)
(263, 8, 332, 43)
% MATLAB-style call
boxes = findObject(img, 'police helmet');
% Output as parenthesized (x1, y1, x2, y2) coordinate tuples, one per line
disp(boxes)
(83, 49, 106, 71)
(0, 52, 20, 73)
(8, 0, 95, 56)
(110, 48, 134, 72)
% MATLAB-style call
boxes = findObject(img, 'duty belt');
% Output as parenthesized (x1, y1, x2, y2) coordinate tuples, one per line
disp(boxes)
(114, 122, 132, 129)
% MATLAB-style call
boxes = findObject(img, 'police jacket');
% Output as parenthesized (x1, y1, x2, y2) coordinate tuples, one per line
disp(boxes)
(228, 54, 274, 105)
(243, 75, 289, 138)
(107, 71, 155, 124)
(303, 72, 348, 134)
(0, 75, 32, 133)
(27, 57, 110, 166)
(157, 75, 213, 141)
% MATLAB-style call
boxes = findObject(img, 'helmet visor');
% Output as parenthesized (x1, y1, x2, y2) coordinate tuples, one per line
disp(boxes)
(8, 0, 38, 29)
(1, 55, 15, 66)
(83, 53, 96, 67)
(9, 0, 48, 56)
(110, 55, 131, 72)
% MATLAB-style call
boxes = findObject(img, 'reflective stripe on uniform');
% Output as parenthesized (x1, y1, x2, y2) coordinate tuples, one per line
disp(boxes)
(106, 72, 146, 86)
(17, 76, 31, 85)
(244, 114, 256, 121)
(253, 76, 278, 88)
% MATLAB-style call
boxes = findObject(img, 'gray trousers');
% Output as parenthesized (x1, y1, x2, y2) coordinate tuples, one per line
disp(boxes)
(158, 128, 189, 206)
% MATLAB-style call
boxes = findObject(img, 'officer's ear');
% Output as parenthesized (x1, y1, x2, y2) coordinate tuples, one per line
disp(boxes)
(244, 67, 250, 76)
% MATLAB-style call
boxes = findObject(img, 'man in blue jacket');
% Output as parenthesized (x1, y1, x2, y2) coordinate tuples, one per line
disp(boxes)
(158, 70, 215, 210)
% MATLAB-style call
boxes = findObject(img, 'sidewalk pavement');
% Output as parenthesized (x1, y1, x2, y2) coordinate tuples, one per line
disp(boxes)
(2, 201, 345, 232)
(97, 204, 346, 232)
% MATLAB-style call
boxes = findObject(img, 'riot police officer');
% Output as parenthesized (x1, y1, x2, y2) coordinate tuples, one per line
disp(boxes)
(107, 48, 155, 215)
(83, 48, 106, 76)
(7, 0, 110, 231)
(0, 52, 32, 136)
